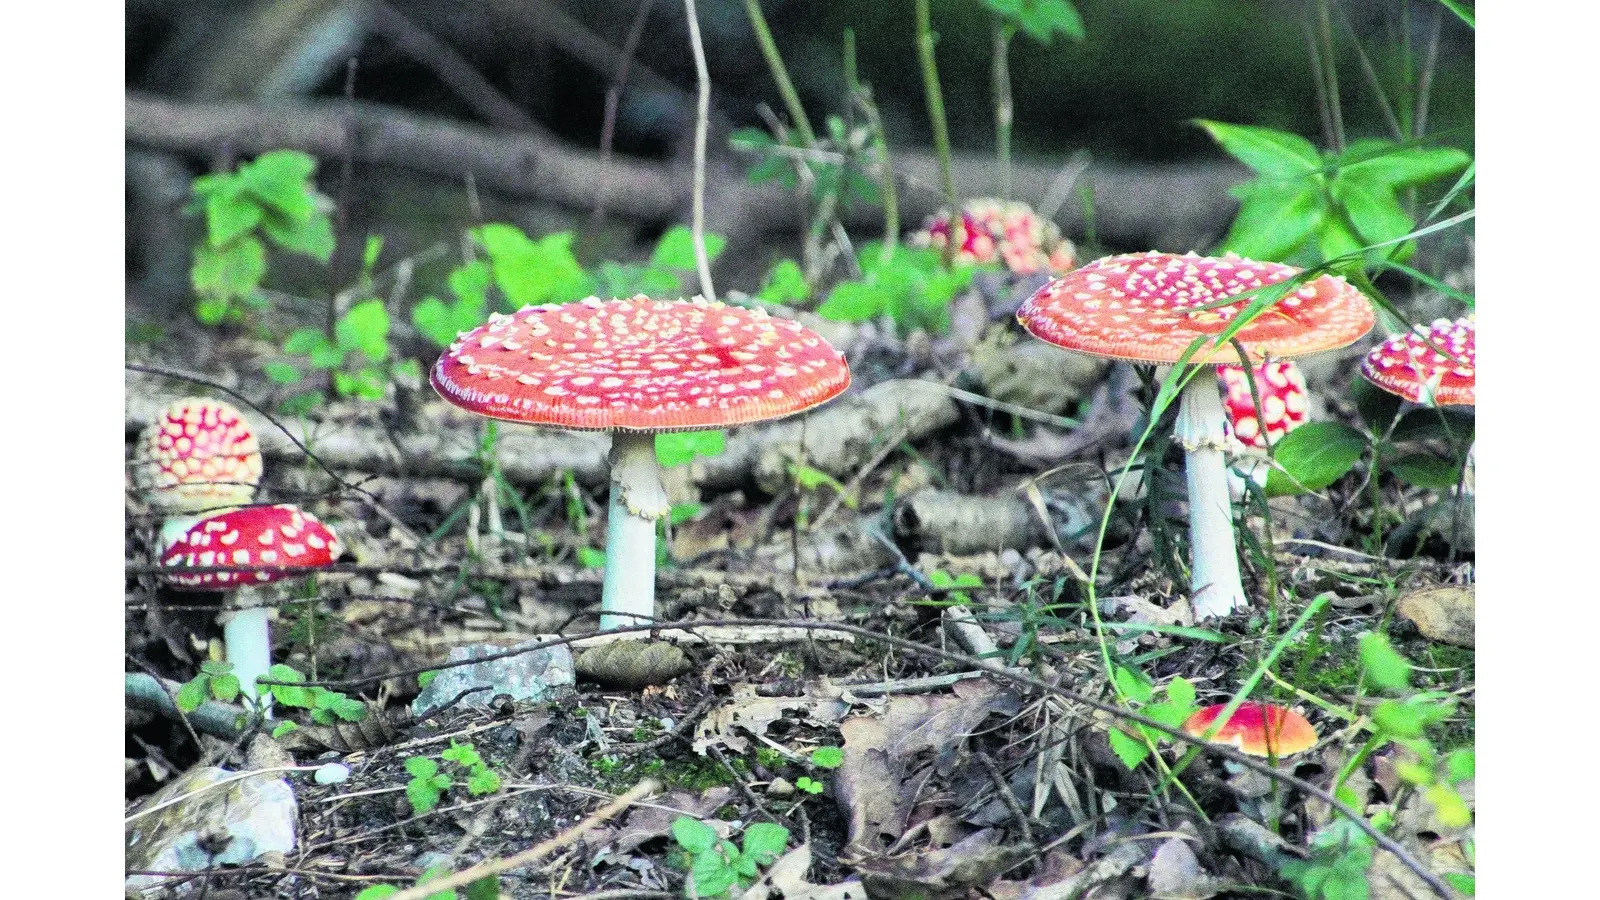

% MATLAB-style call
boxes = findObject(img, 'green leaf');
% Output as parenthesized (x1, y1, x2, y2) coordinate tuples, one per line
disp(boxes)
(332, 696, 368, 721)
(200, 660, 234, 676)
(811, 746, 844, 769)
(816, 280, 889, 323)
(466, 768, 502, 796)
(672, 816, 720, 854)
(474, 225, 592, 306)
(728, 127, 775, 151)
(1388, 453, 1462, 490)
(1196, 121, 1322, 179)
(651, 225, 726, 270)
(237, 150, 319, 221)
(175, 677, 207, 713)
(406, 756, 440, 779)
(1166, 676, 1196, 710)
(363, 234, 385, 272)
(1426, 783, 1472, 828)
(284, 327, 335, 356)
(442, 743, 483, 767)
(1217, 181, 1323, 260)
(192, 237, 266, 304)
(1107, 727, 1152, 770)
(1371, 699, 1425, 738)
(210, 674, 241, 702)
(354, 886, 402, 899)
(1264, 421, 1368, 496)
(206, 192, 263, 248)
(1445, 749, 1475, 784)
(577, 547, 607, 569)
(1113, 665, 1153, 703)
(1331, 176, 1416, 247)
(1337, 142, 1471, 189)
(419, 670, 440, 690)
(1359, 632, 1412, 691)
(267, 664, 312, 708)
(757, 259, 810, 304)
(406, 778, 444, 815)
(260, 211, 335, 263)
(1442, 872, 1475, 895)
(464, 876, 501, 900)
(669, 502, 703, 526)
(981, 0, 1085, 44)
(1141, 700, 1190, 729)
(691, 852, 738, 898)
(271, 721, 299, 739)
(337, 300, 391, 362)
(263, 361, 303, 385)
(656, 430, 726, 467)
(740, 823, 790, 864)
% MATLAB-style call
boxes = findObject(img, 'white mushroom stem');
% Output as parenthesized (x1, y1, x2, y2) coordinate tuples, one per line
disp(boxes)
(1175, 374, 1249, 618)
(221, 586, 273, 716)
(600, 431, 671, 633)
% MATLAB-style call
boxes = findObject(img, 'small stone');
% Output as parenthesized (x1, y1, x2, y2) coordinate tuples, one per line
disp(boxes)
(767, 777, 795, 798)
(126, 767, 297, 897)
(411, 639, 575, 718)
(313, 763, 350, 784)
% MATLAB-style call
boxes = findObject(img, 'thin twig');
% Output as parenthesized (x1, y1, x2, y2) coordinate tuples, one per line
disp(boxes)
(682, 0, 716, 302)
(595, 0, 659, 220)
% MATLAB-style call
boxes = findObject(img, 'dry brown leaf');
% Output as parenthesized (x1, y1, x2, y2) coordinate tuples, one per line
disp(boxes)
(610, 787, 735, 854)
(1396, 585, 1475, 648)
(837, 716, 908, 850)
(693, 685, 852, 754)
(742, 844, 867, 900)
(1146, 837, 1223, 899)
(853, 829, 1032, 900)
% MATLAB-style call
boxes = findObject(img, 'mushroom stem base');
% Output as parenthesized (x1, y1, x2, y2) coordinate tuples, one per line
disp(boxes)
(599, 432, 669, 633)
(222, 601, 273, 717)
(1176, 375, 1248, 618)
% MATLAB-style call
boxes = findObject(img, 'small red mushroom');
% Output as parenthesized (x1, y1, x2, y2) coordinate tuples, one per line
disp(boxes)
(135, 398, 264, 550)
(1017, 252, 1375, 618)
(1360, 316, 1474, 407)
(1219, 360, 1310, 497)
(163, 504, 342, 708)
(431, 295, 850, 632)
(1182, 702, 1318, 758)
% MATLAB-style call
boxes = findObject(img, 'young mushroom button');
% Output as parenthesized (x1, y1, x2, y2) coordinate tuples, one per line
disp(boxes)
(162, 504, 342, 709)
(135, 398, 264, 551)
(1017, 251, 1374, 618)
(430, 295, 851, 633)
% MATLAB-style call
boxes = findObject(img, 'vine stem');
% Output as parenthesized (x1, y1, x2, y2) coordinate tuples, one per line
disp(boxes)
(743, 0, 816, 147)
(991, 19, 1015, 201)
(914, 0, 958, 266)
(682, 0, 716, 302)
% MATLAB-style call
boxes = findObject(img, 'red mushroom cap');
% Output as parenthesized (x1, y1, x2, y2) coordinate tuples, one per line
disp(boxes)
(1017, 251, 1375, 365)
(912, 198, 1076, 275)
(161, 504, 341, 589)
(1219, 360, 1310, 450)
(1360, 316, 1475, 406)
(135, 398, 263, 514)
(431, 296, 851, 432)
(1181, 702, 1318, 757)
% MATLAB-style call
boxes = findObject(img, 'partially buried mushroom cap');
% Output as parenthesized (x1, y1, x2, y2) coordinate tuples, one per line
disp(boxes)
(1360, 315, 1474, 406)
(135, 398, 263, 513)
(1018, 251, 1375, 365)
(162, 504, 341, 589)
(431, 295, 851, 432)
(1182, 702, 1318, 757)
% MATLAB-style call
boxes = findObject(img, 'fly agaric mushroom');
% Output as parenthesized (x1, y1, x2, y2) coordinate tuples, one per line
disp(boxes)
(1219, 360, 1310, 498)
(1181, 702, 1318, 758)
(1360, 316, 1474, 408)
(911, 198, 1076, 275)
(134, 398, 264, 551)
(162, 504, 342, 708)
(1017, 251, 1374, 618)
(431, 295, 850, 632)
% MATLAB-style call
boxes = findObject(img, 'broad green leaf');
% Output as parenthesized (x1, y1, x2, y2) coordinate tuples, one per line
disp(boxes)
(1372, 699, 1425, 738)
(757, 259, 809, 304)
(1426, 783, 1472, 828)
(728, 127, 776, 151)
(1166, 676, 1195, 709)
(337, 300, 391, 362)
(200, 660, 234, 676)
(1107, 727, 1151, 770)
(1332, 176, 1416, 247)
(816, 280, 888, 322)
(691, 852, 738, 898)
(1446, 749, 1475, 783)
(464, 876, 501, 900)
(263, 361, 303, 385)
(210, 674, 241, 702)
(175, 678, 207, 713)
(362, 234, 385, 271)
(192, 237, 266, 303)
(656, 430, 725, 467)
(1317, 213, 1369, 264)
(354, 886, 401, 899)
(260, 211, 335, 262)
(1113, 665, 1153, 703)
(449, 260, 491, 307)
(669, 502, 703, 526)
(206, 192, 262, 248)
(474, 225, 591, 306)
(672, 817, 720, 854)
(406, 779, 443, 815)
(1142, 700, 1189, 729)
(284, 327, 335, 356)
(1264, 421, 1367, 496)
(740, 822, 790, 863)
(412, 297, 463, 348)
(1217, 181, 1323, 260)
(271, 721, 299, 739)
(1443, 873, 1476, 895)
(982, 0, 1085, 43)
(1359, 632, 1411, 691)
(811, 746, 844, 769)
(442, 743, 483, 767)
(466, 768, 502, 796)
(651, 225, 726, 270)
(1196, 121, 1321, 179)
(1337, 142, 1471, 189)
(405, 756, 440, 779)
(237, 150, 319, 221)
(332, 696, 368, 721)
(577, 547, 607, 569)
(1388, 453, 1462, 490)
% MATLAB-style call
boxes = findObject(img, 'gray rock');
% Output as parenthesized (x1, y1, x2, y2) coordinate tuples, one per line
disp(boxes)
(126, 766, 297, 897)
(411, 639, 575, 717)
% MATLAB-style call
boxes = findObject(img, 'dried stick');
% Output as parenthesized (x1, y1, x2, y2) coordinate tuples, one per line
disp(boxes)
(682, 0, 716, 302)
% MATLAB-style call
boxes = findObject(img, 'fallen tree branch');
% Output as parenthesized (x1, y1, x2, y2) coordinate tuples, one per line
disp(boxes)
(125, 673, 245, 740)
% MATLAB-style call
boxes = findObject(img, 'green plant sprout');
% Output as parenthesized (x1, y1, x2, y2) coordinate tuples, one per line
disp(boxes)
(354, 869, 500, 900)
(978, 1, 1085, 199)
(814, 243, 979, 335)
(671, 817, 790, 899)
(260, 664, 368, 739)
(1105, 670, 1200, 771)
(175, 659, 242, 712)
(404, 740, 505, 816)
(188, 150, 334, 324)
